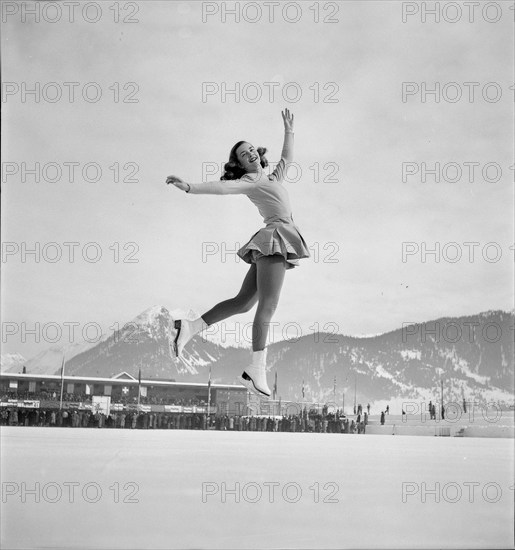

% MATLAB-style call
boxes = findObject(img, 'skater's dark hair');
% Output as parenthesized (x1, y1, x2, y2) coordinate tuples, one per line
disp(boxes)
(220, 141, 268, 181)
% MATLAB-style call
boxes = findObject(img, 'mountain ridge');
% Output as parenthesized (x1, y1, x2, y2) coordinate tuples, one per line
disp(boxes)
(3, 307, 513, 407)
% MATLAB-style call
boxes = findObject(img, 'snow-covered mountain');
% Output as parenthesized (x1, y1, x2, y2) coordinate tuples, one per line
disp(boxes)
(8, 307, 514, 407)
(3, 339, 104, 375)
(60, 305, 250, 383)
(0, 353, 27, 373)
(264, 310, 514, 408)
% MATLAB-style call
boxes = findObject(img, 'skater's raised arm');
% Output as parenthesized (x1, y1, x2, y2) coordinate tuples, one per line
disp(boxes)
(187, 176, 256, 195)
(166, 175, 255, 195)
(269, 108, 294, 183)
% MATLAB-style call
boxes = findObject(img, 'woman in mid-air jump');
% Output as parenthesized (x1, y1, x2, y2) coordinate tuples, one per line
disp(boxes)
(166, 108, 309, 398)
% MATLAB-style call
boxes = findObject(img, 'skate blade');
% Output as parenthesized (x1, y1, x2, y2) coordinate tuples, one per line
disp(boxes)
(167, 319, 181, 359)
(238, 374, 271, 399)
(173, 319, 184, 358)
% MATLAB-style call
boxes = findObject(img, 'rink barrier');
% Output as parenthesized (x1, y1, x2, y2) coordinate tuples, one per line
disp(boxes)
(461, 425, 514, 438)
(365, 424, 514, 438)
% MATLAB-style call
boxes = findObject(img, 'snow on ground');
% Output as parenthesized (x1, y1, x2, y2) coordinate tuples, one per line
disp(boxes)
(374, 363, 411, 392)
(1, 428, 513, 549)
(399, 349, 422, 361)
(453, 357, 490, 385)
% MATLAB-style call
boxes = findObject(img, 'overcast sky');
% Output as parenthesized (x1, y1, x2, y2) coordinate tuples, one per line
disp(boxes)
(1, 1, 513, 359)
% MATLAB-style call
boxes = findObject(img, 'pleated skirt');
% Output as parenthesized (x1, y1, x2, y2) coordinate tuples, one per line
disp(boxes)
(237, 220, 310, 270)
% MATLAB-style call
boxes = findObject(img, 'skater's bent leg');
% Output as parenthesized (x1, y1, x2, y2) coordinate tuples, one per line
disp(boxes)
(201, 264, 258, 325)
(253, 255, 287, 351)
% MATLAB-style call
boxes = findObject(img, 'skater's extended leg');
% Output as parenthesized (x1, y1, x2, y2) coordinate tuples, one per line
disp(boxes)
(201, 263, 258, 325)
(252, 255, 287, 351)
(170, 264, 257, 358)
(239, 255, 287, 398)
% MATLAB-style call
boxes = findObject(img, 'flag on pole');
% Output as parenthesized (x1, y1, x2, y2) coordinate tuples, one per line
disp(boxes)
(273, 371, 277, 400)
(302, 379, 305, 399)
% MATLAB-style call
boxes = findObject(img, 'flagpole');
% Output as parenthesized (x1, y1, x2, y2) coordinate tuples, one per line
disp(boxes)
(137, 367, 141, 409)
(59, 351, 66, 410)
(273, 370, 277, 403)
(354, 373, 357, 414)
(440, 377, 444, 420)
(207, 365, 212, 428)
(301, 379, 305, 418)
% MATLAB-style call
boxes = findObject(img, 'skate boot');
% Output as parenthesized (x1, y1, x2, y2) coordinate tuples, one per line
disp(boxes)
(169, 315, 208, 359)
(239, 349, 271, 398)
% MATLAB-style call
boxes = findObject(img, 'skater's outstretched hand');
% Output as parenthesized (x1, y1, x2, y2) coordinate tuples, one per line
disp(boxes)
(282, 108, 294, 133)
(166, 175, 190, 192)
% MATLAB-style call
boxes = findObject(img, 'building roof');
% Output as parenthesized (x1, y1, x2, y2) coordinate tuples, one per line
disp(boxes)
(0, 371, 244, 390)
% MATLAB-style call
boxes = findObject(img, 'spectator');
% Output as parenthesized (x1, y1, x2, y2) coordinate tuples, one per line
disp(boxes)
(1, 404, 376, 436)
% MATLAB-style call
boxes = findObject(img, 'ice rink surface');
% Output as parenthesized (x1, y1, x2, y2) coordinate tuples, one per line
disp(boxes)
(1, 427, 514, 549)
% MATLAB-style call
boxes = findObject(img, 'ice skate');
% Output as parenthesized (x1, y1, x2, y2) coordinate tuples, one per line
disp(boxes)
(168, 316, 208, 360)
(238, 349, 271, 398)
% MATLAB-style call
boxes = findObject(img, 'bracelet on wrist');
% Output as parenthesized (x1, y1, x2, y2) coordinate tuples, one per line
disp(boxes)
(186, 183, 191, 193)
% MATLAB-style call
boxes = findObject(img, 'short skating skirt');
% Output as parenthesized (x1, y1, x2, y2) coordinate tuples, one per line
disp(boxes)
(237, 220, 310, 270)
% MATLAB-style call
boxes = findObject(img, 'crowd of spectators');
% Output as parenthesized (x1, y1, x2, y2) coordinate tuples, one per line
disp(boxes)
(0, 407, 368, 434)
(215, 413, 367, 433)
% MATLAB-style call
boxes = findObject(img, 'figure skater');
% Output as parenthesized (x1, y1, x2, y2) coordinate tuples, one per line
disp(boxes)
(166, 108, 309, 398)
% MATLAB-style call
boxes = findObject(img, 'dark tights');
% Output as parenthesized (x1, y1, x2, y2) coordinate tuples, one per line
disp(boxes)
(201, 255, 287, 351)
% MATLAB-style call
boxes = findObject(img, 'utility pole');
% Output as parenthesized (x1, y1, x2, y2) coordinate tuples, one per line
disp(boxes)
(59, 352, 66, 410)
(207, 365, 212, 429)
(441, 378, 444, 420)
(353, 374, 357, 414)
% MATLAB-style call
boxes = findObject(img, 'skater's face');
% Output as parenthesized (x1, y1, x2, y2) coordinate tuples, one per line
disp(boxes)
(236, 142, 260, 172)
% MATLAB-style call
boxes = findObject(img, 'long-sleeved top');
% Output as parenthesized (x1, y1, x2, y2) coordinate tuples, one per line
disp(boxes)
(187, 132, 295, 225)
